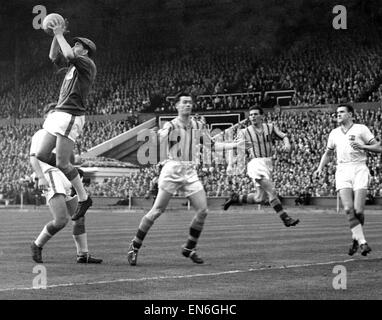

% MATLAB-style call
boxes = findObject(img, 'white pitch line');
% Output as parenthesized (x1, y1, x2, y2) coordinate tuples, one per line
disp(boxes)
(0, 257, 376, 293)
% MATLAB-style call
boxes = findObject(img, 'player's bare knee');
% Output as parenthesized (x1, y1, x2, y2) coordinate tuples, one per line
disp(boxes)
(268, 195, 279, 203)
(58, 166, 78, 181)
(259, 183, 274, 196)
(36, 151, 49, 164)
(53, 215, 69, 230)
(146, 207, 165, 221)
(344, 208, 358, 224)
(57, 157, 69, 170)
(57, 161, 70, 172)
(196, 208, 208, 221)
(354, 206, 364, 215)
(343, 207, 354, 215)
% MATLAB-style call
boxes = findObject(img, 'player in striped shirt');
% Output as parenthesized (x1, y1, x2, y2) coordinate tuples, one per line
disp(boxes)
(127, 92, 211, 265)
(314, 104, 377, 256)
(222, 106, 300, 227)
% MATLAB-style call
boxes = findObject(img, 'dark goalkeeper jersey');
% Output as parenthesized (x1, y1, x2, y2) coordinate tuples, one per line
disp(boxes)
(54, 54, 96, 116)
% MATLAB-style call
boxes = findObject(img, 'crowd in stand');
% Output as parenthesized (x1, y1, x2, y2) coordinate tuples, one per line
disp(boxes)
(2, 107, 382, 203)
(2, 33, 382, 119)
(83, 107, 382, 200)
(77, 117, 139, 153)
(370, 84, 382, 102)
(3, 29, 382, 203)
(0, 117, 138, 201)
(0, 124, 37, 201)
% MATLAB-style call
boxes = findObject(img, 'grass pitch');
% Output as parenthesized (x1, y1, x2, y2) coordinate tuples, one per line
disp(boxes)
(0, 205, 382, 300)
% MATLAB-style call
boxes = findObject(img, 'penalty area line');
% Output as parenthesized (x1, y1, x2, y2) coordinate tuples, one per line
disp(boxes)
(0, 257, 374, 292)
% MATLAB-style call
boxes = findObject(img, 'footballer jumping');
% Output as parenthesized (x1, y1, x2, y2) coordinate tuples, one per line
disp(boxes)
(35, 16, 96, 221)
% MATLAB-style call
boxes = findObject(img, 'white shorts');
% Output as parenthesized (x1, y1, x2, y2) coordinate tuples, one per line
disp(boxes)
(44, 168, 72, 202)
(335, 163, 370, 191)
(43, 111, 85, 142)
(158, 160, 204, 197)
(247, 158, 273, 187)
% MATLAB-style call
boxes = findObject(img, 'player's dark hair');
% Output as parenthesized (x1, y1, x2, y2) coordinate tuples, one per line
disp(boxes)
(249, 105, 264, 115)
(82, 44, 93, 58)
(173, 90, 195, 105)
(337, 104, 354, 115)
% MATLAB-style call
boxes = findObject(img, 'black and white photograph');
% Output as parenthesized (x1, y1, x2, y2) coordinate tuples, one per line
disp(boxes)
(1, 0, 382, 305)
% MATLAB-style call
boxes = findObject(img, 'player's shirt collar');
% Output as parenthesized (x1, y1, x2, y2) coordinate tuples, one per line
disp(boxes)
(251, 123, 264, 134)
(340, 123, 354, 135)
(175, 116, 193, 129)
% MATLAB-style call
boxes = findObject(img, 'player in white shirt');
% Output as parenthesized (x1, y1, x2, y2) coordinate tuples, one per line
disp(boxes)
(314, 104, 378, 256)
(30, 104, 102, 264)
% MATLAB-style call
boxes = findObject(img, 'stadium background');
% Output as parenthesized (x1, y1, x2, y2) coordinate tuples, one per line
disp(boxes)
(1, 0, 382, 208)
(2, 0, 382, 302)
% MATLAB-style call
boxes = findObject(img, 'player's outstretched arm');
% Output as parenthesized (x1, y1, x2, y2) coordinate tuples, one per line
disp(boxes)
(214, 128, 245, 151)
(214, 141, 239, 151)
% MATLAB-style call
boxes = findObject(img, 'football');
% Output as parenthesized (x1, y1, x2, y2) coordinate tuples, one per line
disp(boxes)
(42, 13, 65, 36)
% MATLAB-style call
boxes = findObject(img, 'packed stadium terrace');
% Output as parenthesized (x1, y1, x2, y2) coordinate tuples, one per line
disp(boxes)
(85, 108, 382, 199)
(1, 33, 382, 119)
(0, 119, 137, 201)
(2, 107, 382, 203)
(2, 30, 382, 202)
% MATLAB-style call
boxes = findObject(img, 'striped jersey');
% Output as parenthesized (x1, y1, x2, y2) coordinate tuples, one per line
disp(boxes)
(158, 117, 211, 162)
(235, 123, 286, 158)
